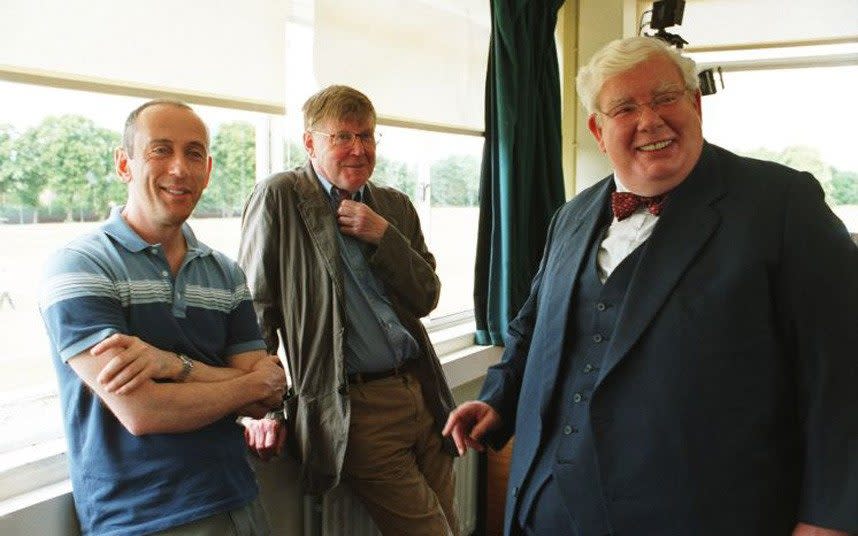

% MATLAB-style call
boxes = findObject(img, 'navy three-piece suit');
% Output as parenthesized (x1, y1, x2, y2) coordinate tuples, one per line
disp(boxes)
(479, 143, 858, 535)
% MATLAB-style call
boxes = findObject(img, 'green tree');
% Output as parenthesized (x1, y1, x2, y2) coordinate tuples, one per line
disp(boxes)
(9, 116, 120, 222)
(743, 145, 834, 200)
(10, 129, 54, 222)
(0, 124, 14, 199)
(830, 168, 858, 205)
(742, 146, 780, 164)
(430, 154, 479, 207)
(0, 124, 16, 221)
(775, 145, 833, 187)
(204, 121, 256, 217)
(284, 139, 306, 170)
(372, 156, 416, 200)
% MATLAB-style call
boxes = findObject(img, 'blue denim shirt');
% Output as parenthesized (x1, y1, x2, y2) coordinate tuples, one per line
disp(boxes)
(315, 172, 420, 373)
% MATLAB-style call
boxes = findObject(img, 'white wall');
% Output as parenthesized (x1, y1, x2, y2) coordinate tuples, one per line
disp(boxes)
(570, 0, 639, 193)
(0, 0, 287, 106)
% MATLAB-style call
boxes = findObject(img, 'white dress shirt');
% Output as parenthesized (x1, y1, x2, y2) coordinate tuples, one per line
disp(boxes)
(596, 176, 661, 283)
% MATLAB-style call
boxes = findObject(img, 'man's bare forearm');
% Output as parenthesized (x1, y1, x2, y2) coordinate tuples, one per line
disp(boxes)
(70, 347, 287, 435)
(113, 374, 280, 434)
(94, 334, 261, 392)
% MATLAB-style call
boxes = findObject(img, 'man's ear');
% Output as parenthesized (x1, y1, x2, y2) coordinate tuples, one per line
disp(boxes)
(303, 131, 315, 158)
(114, 147, 132, 183)
(692, 89, 702, 119)
(202, 155, 212, 190)
(587, 114, 607, 153)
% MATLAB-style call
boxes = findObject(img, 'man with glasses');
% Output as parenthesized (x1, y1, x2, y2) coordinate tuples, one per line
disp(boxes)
(445, 36, 857, 535)
(238, 85, 458, 535)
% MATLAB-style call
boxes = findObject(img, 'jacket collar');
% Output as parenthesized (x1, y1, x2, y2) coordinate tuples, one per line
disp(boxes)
(294, 163, 345, 296)
(595, 141, 726, 388)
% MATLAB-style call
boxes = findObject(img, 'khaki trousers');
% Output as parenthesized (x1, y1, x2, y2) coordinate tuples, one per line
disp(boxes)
(151, 497, 270, 536)
(342, 371, 459, 536)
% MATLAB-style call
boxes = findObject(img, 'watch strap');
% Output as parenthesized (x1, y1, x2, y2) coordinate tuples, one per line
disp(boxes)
(175, 353, 194, 382)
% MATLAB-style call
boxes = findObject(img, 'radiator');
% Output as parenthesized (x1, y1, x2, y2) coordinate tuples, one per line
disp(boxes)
(319, 450, 479, 535)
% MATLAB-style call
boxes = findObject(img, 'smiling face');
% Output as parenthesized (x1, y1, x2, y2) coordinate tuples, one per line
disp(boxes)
(115, 104, 211, 240)
(588, 53, 704, 195)
(304, 116, 376, 193)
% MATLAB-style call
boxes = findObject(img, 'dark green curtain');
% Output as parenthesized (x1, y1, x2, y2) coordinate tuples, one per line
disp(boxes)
(474, 0, 566, 346)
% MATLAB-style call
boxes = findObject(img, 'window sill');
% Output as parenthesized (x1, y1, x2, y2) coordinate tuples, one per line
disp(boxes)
(440, 343, 502, 389)
(0, 480, 72, 518)
(429, 316, 503, 389)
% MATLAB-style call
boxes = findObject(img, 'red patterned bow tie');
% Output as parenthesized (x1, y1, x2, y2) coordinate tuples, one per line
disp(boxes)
(611, 191, 668, 221)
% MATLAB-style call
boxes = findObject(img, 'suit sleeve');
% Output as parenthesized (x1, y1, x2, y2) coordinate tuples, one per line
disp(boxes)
(369, 193, 440, 318)
(238, 181, 284, 356)
(477, 208, 562, 449)
(779, 173, 858, 531)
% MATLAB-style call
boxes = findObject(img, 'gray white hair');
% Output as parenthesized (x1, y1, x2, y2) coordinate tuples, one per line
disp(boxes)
(576, 36, 699, 115)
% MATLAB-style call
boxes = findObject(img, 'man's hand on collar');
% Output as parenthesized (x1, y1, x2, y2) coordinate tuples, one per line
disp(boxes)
(336, 199, 389, 245)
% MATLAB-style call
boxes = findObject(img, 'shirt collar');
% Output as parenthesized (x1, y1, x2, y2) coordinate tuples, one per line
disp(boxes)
(312, 165, 365, 203)
(102, 206, 211, 256)
(612, 174, 631, 194)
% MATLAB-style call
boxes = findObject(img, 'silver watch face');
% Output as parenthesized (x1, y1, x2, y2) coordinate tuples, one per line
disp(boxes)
(176, 353, 193, 381)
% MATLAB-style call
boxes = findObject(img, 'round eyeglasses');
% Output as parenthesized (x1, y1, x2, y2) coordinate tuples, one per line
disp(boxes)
(309, 130, 381, 148)
(597, 89, 690, 122)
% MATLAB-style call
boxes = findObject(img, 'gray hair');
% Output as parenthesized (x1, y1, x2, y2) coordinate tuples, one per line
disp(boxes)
(576, 36, 699, 115)
(122, 99, 209, 157)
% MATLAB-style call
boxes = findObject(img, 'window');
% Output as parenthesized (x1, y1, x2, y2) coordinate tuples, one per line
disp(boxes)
(691, 45, 858, 232)
(1, 0, 489, 509)
(374, 126, 482, 318)
(0, 76, 483, 499)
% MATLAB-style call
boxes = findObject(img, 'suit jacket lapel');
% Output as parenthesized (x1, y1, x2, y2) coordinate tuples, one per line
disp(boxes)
(537, 180, 613, 415)
(296, 164, 345, 297)
(596, 144, 726, 388)
(360, 182, 398, 256)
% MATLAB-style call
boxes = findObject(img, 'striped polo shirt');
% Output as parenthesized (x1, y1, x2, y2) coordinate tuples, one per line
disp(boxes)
(39, 206, 265, 536)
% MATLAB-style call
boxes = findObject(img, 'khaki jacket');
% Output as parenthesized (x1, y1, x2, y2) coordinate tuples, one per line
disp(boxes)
(238, 163, 456, 494)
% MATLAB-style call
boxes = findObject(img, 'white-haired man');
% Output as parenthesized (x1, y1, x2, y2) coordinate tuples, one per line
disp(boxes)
(445, 36, 857, 535)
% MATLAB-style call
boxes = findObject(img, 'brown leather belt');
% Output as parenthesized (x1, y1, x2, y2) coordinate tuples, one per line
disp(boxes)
(348, 359, 418, 384)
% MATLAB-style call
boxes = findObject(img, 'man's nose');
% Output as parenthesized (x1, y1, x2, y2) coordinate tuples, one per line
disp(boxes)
(636, 103, 666, 130)
(168, 155, 189, 176)
(349, 137, 368, 155)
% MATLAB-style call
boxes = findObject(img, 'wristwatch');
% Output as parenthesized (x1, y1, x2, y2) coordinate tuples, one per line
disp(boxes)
(175, 353, 194, 382)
